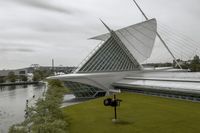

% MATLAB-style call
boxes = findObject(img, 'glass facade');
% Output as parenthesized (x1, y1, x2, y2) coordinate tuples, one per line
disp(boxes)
(64, 81, 106, 98)
(78, 35, 140, 73)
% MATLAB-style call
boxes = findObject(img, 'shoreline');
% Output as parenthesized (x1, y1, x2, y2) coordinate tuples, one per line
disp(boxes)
(0, 81, 39, 86)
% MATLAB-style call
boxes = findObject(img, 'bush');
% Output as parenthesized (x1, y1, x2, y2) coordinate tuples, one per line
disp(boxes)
(33, 70, 53, 81)
(7, 71, 16, 82)
(9, 79, 68, 133)
(0, 77, 5, 83)
(19, 75, 28, 82)
(190, 55, 200, 72)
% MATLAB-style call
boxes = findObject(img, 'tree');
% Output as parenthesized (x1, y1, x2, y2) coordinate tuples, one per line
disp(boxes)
(192, 55, 200, 64)
(32, 70, 52, 81)
(9, 125, 27, 133)
(9, 79, 69, 133)
(0, 77, 5, 83)
(7, 71, 16, 82)
(19, 75, 28, 82)
(190, 55, 200, 72)
(33, 71, 41, 81)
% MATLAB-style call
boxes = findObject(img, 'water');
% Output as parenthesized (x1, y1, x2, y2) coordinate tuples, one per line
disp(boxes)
(0, 84, 46, 133)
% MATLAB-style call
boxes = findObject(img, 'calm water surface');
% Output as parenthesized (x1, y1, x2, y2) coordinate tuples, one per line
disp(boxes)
(0, 84, 46, 133)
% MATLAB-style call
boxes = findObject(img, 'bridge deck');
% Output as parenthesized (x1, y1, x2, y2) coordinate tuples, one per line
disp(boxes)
(113, 74, 200, 101)
(125, 77, 200, 83)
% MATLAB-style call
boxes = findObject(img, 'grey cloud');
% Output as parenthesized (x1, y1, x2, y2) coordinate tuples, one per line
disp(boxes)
(12, 0, 75, 14)
(0, 48, 34, 53)
(0, 41, 38, 53)
(0, 40, 46, 49)
(17, 48, 34, 52)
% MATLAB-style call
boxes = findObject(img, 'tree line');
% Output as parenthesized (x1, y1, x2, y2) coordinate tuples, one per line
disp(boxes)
(173, 55, 200, 72)
(0, 70, 53, 83)
(0, 71, 28, 83)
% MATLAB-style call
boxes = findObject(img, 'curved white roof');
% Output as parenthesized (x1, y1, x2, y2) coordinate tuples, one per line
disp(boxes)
(90, 19, 157, 63)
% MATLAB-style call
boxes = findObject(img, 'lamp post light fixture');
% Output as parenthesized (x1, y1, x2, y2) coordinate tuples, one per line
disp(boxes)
(103, 94, 122, 122)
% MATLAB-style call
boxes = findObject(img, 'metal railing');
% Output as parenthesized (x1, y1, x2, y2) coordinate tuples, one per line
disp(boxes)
(73, 41, 104, 73)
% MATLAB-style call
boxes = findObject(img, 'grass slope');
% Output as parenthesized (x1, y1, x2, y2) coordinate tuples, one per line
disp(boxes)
(63, 93, 200, 133)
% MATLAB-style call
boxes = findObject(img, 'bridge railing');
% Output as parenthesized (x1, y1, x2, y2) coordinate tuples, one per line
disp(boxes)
(73, 41, 104, 73)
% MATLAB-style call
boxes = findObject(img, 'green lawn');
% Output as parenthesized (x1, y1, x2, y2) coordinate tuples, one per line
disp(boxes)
(63, 93, 200, 133)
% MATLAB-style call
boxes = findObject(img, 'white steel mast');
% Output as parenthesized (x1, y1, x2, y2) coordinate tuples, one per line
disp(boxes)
(132, 0, 182, 69)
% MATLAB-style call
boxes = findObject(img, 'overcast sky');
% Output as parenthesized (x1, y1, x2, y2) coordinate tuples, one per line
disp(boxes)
(1, 0, 200, 69)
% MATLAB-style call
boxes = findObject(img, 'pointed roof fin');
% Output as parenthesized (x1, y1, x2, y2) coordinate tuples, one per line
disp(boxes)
(99, 19, 112, 32)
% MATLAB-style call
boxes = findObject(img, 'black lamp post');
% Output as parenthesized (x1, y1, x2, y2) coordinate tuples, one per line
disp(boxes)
(103, 94, 122, 121)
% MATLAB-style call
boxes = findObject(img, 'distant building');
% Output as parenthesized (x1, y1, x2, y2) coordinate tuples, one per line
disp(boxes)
(27, 65, 76, 74)
(0, 65, 76, 78)
(0, 69, 27, 78)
